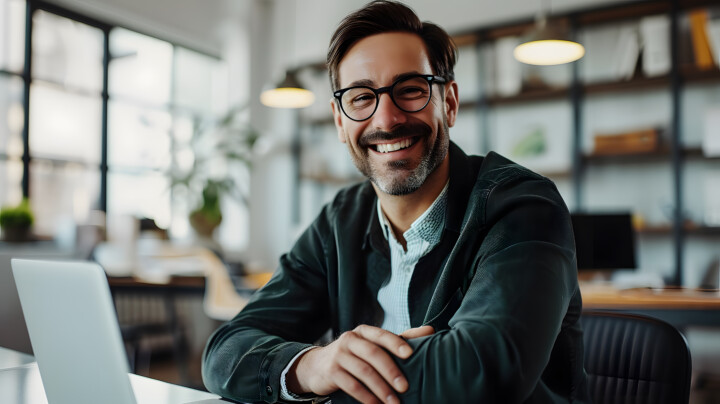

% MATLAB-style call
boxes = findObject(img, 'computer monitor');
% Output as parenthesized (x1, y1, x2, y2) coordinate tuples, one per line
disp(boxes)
(571, 213, 636, 270)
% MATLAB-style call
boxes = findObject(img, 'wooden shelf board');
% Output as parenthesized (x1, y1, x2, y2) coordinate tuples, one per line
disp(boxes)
(486, 87, 569, 106)
(583, 76, 670, 95)
(678, 0, 720, 11)
(576, 1, 670, 26)
(681, 67, 720, 84)
(583, 147, 671, 162)
(636, 224, 720, 236)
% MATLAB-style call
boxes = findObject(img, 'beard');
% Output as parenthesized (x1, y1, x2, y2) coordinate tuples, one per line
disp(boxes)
(348, 117, 450, 196)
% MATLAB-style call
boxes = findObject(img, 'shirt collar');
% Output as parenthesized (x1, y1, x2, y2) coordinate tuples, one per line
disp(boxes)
(376, 180, 449, 246)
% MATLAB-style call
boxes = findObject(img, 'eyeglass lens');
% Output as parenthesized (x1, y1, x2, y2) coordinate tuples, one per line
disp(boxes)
(340, 76, 432, 121)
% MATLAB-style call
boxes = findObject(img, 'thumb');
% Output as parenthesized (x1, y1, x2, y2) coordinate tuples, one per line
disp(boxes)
(400, 325, 435, 340)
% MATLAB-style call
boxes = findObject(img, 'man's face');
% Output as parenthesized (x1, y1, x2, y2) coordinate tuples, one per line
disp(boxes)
(331, 32, 458, 196)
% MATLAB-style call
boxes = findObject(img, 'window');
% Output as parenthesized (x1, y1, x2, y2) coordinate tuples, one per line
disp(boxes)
(0, 2, 236, 248)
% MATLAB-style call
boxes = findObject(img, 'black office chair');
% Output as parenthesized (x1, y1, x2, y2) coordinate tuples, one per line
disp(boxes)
(581, 311, 692, 404)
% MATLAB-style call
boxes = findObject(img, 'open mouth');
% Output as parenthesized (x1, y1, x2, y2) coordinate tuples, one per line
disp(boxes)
(371, 136, 419, 153)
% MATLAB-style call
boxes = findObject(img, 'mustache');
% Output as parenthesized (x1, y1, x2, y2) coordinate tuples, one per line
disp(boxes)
(358, 122, 432, 148)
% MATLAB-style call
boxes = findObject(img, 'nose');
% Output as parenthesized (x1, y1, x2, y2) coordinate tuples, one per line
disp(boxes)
(371, 92, 407, 131)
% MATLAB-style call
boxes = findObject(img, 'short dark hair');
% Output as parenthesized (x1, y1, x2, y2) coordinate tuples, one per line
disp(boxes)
(326, 0, 457, 91)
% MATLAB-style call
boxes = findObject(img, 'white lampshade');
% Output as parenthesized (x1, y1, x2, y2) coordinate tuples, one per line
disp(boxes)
(260, 71, 315, 109)
(514, 39, 585, 65)
(514, 16, 585, 66)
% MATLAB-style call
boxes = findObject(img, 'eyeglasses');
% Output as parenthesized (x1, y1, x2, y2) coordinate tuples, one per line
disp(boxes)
(333, 74, 446, 122)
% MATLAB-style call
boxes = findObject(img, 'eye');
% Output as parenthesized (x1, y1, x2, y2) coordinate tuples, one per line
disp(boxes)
(346, 91, 375, 108)
(395, 86, 426, 99)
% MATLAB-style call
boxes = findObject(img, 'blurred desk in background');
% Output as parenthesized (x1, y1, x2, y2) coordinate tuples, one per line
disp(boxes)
(581, 282, 720, 328)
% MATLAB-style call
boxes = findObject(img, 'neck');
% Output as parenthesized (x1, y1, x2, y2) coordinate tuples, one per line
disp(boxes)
(375, 154, 450, 239)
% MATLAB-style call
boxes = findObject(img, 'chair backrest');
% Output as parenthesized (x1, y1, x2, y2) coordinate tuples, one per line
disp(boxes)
(582, 311, 692, 404)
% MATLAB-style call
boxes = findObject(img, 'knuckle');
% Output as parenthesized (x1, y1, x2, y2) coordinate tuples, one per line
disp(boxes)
(346, 379, 363, 393)
(358, 363, 374, 377)
(365, 344, 381, 356)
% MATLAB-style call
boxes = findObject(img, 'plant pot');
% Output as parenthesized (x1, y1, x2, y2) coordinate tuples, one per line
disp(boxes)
(1, 225, 32, 243)
(189, 211, 222, 238)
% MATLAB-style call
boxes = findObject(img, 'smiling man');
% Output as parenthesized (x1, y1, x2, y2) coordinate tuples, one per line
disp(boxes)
(202, 2, 589, 403)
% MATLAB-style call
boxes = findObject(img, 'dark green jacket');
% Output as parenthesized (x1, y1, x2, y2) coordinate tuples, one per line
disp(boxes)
(202, 143, 590, 403)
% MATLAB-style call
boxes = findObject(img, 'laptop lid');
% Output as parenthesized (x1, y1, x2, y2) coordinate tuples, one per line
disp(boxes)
(12, 259, 137, 404)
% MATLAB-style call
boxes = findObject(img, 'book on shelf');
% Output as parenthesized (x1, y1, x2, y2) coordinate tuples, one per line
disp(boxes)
(495, 36, 522, 97)
(593, 128, 661, 155)
(613, 25, 641, 81)
(639, 15, 671, 77)
(708, 17, 720, 67)
(703, 107, 720, 157)
(688, 9, 716, 70)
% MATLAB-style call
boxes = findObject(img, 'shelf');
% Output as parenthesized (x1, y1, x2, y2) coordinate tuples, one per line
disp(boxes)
(583, 76, 670, 95)
(583, 147, 720, 163)
(683, 147, 720, 160)
(681, 67, 720, 84)
(583, 147, 672, 163)
(486, 86, 569, 106)
(637, 224, 720, 236)
(576, 1, 670, 26)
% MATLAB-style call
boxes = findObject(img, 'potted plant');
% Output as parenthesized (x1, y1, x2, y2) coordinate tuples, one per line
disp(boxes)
(0, 199, 35, 243)
(170, 105, 259, 239)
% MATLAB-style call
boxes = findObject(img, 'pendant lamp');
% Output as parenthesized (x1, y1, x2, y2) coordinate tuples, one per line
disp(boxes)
(260, 70, 315, 109)
(514, 12, 585, 65)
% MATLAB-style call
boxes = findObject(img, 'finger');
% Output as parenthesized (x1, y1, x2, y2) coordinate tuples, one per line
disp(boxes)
(353, 325, 413, 359)
(340, 352, 399, 404)
(334, 367, 383, 404)
(346, 337, 408, 394)
(400, 325, 435, 340)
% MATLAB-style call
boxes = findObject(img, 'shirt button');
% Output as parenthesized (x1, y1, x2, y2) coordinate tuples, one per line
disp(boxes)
(266, 385, 273, 395)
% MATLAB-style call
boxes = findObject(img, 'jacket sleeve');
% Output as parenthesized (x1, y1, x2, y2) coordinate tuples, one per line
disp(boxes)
(392, 176, 579, 403)
(201, 208, 333, 403)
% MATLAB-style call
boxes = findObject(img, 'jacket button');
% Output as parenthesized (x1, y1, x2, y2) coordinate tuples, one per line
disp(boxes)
(265, 385, 273, 395)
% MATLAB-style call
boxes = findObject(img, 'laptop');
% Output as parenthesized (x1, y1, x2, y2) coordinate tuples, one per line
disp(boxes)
(11, 259, 223, 404)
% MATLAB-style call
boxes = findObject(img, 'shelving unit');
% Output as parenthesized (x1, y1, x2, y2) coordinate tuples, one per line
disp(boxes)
(293, 0, 720, 286)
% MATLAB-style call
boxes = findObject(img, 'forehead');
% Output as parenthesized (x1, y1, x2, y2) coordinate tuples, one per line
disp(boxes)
(337, 32, 432, 88)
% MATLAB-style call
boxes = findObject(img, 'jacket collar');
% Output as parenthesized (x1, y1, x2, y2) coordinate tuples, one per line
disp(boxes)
(362, 141, 476, 251)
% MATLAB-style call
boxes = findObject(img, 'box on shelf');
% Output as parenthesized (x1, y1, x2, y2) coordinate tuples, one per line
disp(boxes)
(592, 128, 661, 155)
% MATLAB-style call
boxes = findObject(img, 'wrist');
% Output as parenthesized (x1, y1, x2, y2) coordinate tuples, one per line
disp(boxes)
(286, 346, 317, 395)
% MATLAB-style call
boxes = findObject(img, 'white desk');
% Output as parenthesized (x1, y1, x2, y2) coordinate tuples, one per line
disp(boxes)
(0, 348, 225, 404)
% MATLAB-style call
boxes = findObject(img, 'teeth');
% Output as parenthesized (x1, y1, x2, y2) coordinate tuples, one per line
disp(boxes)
(376, 139, 413, 153)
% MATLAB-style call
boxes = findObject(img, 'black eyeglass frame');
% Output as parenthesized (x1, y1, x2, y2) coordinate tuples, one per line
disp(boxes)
(333, 74, 447, 122)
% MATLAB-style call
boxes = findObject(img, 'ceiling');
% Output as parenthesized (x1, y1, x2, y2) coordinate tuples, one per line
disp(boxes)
(43, 0, 632, 58)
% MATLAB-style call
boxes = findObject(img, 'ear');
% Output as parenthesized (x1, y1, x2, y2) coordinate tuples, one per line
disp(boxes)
(443, 81, 459, 128)
(330, 99, 347, 143)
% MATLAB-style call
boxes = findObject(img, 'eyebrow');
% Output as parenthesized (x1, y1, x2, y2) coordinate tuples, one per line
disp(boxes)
(343, 71, 427, 89)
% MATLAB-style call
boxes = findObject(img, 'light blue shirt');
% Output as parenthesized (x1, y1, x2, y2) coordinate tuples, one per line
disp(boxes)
(376, 181, 449, 334)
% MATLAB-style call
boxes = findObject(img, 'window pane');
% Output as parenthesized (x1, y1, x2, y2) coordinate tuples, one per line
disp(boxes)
(108, 101, 171, 170)
(0, 75, 23, 156)
(29, 82, 102, 163)
(29, 160, 100, 237)
(107, 171, 171, 229)
(0, 158, 22, 206)
(109, 28, 172, 106)
(0, 0, 25, 73)
(31, 10, 103, 93)
(174, 47, 227, 116)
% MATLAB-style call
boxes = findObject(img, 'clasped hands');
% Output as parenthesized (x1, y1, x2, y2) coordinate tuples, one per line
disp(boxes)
(286, 324, 435, 404)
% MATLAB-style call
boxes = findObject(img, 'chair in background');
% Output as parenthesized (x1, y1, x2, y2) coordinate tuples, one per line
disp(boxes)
(582, 311, 692, 404)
